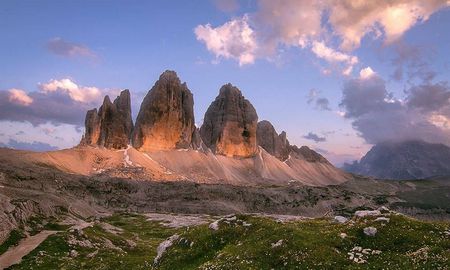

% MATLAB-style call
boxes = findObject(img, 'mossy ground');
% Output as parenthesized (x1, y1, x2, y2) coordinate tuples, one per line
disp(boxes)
(5, 212, 450, 270)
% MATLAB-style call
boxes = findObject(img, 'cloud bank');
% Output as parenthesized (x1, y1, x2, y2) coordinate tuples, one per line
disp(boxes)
(195, 0, 449, 72)
(0, 79, 118, 126)
(340, 69, 450, 145)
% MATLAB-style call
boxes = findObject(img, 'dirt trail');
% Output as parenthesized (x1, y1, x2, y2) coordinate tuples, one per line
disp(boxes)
(0, 230, 57, 269)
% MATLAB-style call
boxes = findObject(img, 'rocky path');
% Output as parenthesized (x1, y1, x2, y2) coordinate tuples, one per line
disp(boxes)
(0, 230, 57, 269)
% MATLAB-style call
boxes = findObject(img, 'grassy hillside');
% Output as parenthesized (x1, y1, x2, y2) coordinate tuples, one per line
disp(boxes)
(6, 211, 450, 270)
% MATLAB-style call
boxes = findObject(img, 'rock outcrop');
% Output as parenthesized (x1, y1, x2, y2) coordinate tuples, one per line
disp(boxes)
(82, 90, 133, 149)
(200, 84, 258, 158)
(132, 70, 195, 151)
(256, 120, 290, 161)
(256, 120, 329, 163)
(289, 145, 330, 164)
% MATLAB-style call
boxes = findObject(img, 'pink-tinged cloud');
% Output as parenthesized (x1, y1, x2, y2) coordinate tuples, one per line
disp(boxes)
(195, 15, 257, 66)
(47, 37, 97, 59)
(195, 0, 449, 70)
(8, 89, 33, 106)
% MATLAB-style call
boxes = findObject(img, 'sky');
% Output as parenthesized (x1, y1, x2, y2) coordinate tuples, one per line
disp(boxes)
(1, 0, 450, 166)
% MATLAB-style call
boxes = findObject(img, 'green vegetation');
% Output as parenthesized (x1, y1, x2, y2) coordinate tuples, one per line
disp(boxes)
(0, 229, 25, 255)
(8, 213, 178, 270)
(6, 212, 450, 270)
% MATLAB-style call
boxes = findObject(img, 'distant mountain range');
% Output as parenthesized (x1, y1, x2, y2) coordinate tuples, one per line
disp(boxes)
(343, 140, 450, 180)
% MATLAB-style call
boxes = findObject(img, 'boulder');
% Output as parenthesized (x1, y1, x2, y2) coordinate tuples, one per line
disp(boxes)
(132, 70, 196, 151)
(200, 84, 258, 158)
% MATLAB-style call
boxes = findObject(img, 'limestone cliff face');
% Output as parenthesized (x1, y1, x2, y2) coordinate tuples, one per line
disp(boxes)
(83, 109, 100, 145)
(290, 145, 330, 164)
(256, 120, 329, 163)
(132, 70, 195, 151)
(82, 89, 133, 149)
(200, 84, 258, 158)
(256, 120, 290, 161)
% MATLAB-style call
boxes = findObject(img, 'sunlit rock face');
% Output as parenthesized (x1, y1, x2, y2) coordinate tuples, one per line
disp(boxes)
(256, 120, 290, 161)
(200, 84, 258, 158)
(82, 89, 133, 149)
(132, 70, 195, 151)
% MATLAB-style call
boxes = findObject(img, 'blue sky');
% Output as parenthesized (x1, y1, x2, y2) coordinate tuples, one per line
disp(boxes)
(1, 0, 450, 165)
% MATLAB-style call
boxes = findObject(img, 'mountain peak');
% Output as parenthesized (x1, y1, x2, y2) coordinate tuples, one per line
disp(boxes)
(200, 84, 258, 158)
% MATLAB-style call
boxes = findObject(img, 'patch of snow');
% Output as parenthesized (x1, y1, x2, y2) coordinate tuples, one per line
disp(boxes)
(283, 154, 291, 163)
(271, 240, 283, 248)
(123, 145, 133, 167)
(354, 210, 381, 218)
(334, 216, 348, 223)
(363, 227, 377, 236)
(154, 234, 179, 265)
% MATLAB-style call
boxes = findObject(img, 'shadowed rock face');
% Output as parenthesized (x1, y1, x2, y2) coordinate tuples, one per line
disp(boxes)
(343, 140, 450, 179)
(290, 145, 330, 164)
(256, 120, 329, 163)
(83, 109, 100, 145)
(132, 70, 195, 151)
(256, 120, 290, 161)
(200, 84, 258, 158)
(82, 90, 133, 149)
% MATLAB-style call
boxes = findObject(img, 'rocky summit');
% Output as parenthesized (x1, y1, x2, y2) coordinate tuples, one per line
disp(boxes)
(256, 120, 328, 163)
(256, 120, 291, 161)
(81, 89, 133, 149)
(132, 70, 196, 151)
(343, 140, 450, 179)
(200, 84, 258, 158)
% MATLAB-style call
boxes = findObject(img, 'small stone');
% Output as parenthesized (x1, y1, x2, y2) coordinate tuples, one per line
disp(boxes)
(363, 227, 378, 236)
(209, 220, 220, 231)
(334, 216, 349, 223)
(271, 240, 283, 248)
(375, 217, 390, 223)
(340, 233, 348, 239)
(70, 250, 79, 258)
(354, 210, 381, 218)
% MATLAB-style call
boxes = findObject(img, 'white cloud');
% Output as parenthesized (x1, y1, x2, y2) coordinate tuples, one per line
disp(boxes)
(194, 15, 257, 66)
(195, 0, 449, 66)
(39, 78, 102, 103)
(255, 0, 323, 51)
(328, 0, 449, 50)
(8, 89, 33, 106)
(311, 41, 358, 64)
(311, 41, 358, 75)
(359, 67, 376, 79)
